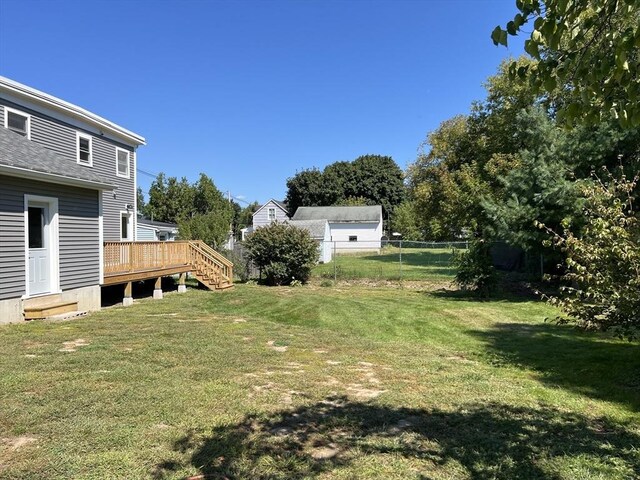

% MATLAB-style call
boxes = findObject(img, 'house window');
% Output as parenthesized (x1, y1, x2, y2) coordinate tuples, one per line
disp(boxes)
(349, 235, 358, 242)
(268, 207, 276, 222)
(5, 107, 30, 138)
(76, 133, 92, 166)
(116, 148, 130, 178)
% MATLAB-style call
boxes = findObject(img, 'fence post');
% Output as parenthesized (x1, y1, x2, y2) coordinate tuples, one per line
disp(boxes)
(333, 241, 337, 282)
(399, 239, 403, 282)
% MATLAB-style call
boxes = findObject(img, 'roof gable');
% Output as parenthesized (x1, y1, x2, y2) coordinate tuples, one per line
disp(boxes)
(253, 198, 289, 217)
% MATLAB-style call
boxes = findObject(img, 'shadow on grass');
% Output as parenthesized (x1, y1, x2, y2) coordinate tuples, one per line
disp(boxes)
(472, 323, 640, 411)
(153, 397, 639, 479)
(428, 288, 537, 303)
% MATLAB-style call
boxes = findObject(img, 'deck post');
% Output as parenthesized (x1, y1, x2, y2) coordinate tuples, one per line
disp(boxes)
(153, 277, 163, 299)
(178, 272, 187, 293)
(123, 281, 133, 307)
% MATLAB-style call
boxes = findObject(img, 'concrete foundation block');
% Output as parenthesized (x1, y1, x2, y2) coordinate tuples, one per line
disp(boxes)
(178, 284, 187, 293)
(123, 297, 134, 307)
(153, 289, 163, 300)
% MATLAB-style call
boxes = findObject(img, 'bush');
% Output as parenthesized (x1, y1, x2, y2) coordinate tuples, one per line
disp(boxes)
(220, 249, 252, 282)
(539, 170, 640, 340)
(244, 223, 319, 286)
(453, 239, 497, 296)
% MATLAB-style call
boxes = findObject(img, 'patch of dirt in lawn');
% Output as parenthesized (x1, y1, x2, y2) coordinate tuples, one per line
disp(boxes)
(346, 384, 387, 400)
(313, 349, 328, 354)
(233, 318, 248, 323)
(267, 340, 288, 352)
(309, 445, 340, 460)
(1, 436, 36, 451)
(59, 338, 90, 353)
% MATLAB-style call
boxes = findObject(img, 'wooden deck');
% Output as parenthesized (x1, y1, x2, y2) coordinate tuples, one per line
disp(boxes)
(103, 241, 233, 290)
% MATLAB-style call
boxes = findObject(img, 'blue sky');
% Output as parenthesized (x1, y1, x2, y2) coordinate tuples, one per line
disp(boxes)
(0, 0, 524, 205)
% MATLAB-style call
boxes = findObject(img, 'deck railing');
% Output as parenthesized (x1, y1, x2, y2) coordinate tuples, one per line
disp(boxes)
(103, 240, 233, 286)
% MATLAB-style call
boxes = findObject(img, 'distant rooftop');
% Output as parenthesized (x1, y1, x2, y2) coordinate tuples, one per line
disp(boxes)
(292, 205, 382, 223)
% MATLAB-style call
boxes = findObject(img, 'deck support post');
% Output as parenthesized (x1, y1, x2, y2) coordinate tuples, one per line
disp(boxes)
(153, 277, 163, 299)
(123, 282, 133, 307)
(178, 273, 187, 293)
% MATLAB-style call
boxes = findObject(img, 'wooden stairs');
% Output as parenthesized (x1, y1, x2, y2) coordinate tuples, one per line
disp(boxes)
(187, 240, 234, 291)
(23, 293, 84, 320)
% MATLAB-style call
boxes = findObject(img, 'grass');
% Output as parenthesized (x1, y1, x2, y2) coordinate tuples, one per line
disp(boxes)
(0, 283, 638, 479)
(312, 246, 462, 281)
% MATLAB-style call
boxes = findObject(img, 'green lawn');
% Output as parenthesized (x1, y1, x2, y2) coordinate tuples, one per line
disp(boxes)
(1, 284, 638, 479)
(313, 246, 462, 281)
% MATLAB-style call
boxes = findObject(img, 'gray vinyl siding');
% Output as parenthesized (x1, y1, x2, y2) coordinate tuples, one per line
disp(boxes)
(0, 98, 136, 241)
(0, 175, 100, 300)
(252, 201, 289, 229)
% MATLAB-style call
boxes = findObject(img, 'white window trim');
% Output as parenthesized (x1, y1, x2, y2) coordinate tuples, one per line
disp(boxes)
(23, 194, 60, 298)
(4, 106, 31, 139)
(115, 147, 130, 178)
(268, 207, 276, 222)
(76, 131, 93, 166)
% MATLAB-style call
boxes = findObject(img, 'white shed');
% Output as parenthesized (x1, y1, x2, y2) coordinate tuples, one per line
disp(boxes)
(287, 219, 332, 263)
(291, 205, 383, 252)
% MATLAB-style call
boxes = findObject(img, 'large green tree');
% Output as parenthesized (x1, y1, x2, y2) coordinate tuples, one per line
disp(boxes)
(285, 155, 405, 218)
(493, 0, 640, 127)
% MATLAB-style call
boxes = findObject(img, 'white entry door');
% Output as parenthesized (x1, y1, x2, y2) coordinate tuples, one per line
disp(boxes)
(28, 202, 50, 295)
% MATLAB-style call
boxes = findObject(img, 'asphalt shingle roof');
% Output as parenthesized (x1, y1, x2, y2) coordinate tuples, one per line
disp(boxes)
(291, 205, 382, 223)
(287, 219, 328, 239)
(0, 127, 114, 188)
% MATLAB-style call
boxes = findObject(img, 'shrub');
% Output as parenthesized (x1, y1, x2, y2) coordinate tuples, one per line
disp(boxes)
(220, 249, 252, 282)
(539, 170, 640, 340)
(244, 223, 319, 286)
(453, 239, 497, 296)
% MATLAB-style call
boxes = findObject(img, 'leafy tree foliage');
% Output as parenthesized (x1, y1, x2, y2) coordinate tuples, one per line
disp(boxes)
(285, 169, 341, 215)
(136, 187, 146, 217)
(142, 172, 233, 247)
(539, 170, 640, 339)
(453, 240, 497, 297)
(244, 223, 319, 286)
(493, 0, 640, 127)
(391, 201, 422, 241)
(145, 173, 195, 223)
(235, 201, 260, 232)
(284, 155, 405, 217)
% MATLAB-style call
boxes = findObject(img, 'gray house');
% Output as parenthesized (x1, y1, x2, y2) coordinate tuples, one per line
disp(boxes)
(241, 199, 289, 240)
(0, 76, 146, 323)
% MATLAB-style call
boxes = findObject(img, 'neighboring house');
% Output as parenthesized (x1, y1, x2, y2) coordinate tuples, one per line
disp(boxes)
(0, 76, 145, 323)
(137, 217, 178, 241)
(287, 219, 332, 263)
(291, 205, 383, 252)
(241, 199, 289, 240)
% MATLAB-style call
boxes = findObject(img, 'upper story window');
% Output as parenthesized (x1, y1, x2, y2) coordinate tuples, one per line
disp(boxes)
(76, 132, 92, 166)
(4, 107, 30, 138)
(268, 207, 276, 221)
(116, 148, 130, 178)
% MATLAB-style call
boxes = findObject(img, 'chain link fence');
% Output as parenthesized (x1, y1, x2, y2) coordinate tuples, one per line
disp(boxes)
(228, 239, 543, 283)
(313, 240, 468, 282)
